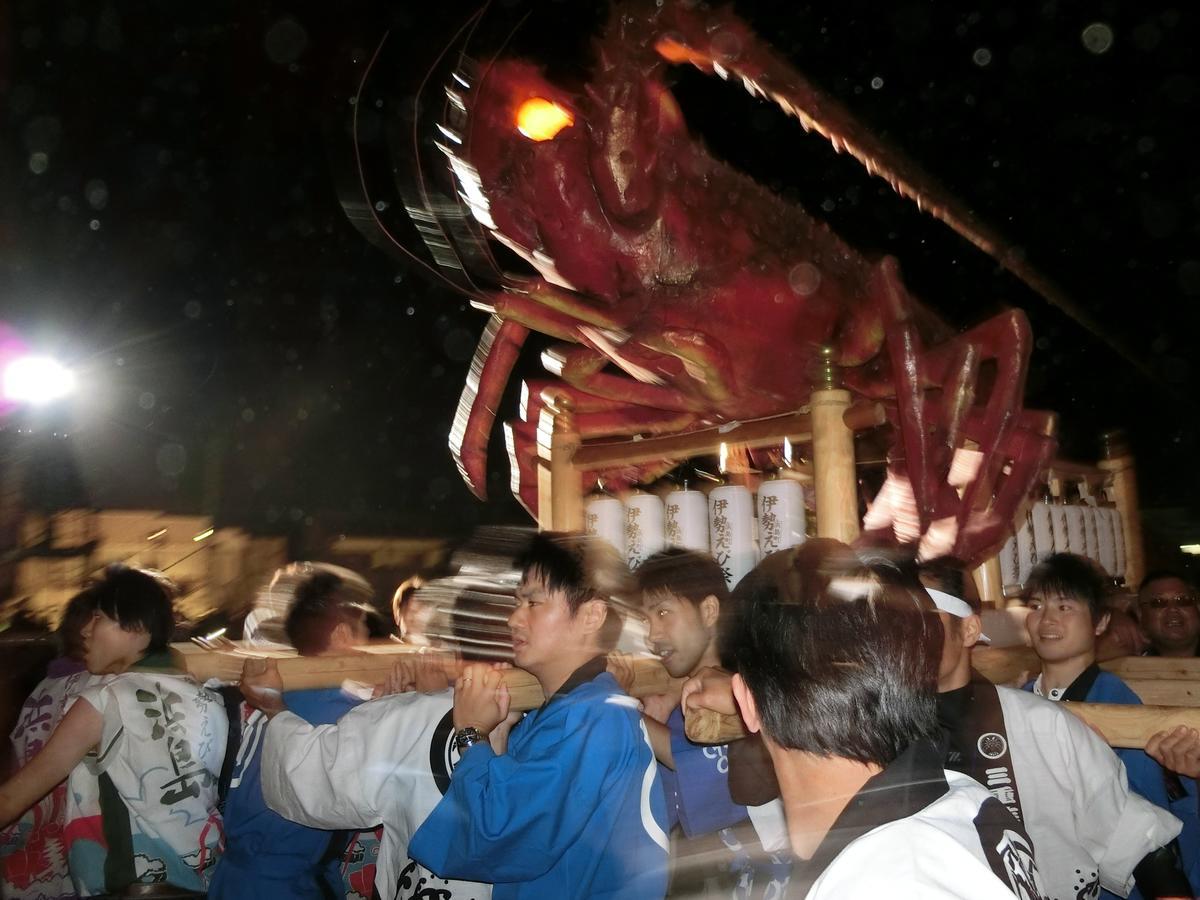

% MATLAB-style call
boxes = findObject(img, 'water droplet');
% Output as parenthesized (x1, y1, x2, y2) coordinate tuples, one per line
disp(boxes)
(85, 179, 109, 210)
(89, 219, 101, 231)
(788, 263, 822, 296)
(264, 17, 308, 65)
(972, 47, 992, 66)
(1081, 22, 1114, 54)
(870, 76, 884, 90)
(156, 442, 187, 477)
(241, 408, 256, 423)
(138, 392, 156, 410)
(184, 300, 202, 319)
(28, 152, 49, 174)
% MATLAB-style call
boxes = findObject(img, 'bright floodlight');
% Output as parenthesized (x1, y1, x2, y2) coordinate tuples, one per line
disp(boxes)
(2, 355, 77, 405)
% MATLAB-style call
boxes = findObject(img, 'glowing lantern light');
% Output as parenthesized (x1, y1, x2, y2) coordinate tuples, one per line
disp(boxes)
(624, 491, 665, 570)
(516, 98, 574, 142)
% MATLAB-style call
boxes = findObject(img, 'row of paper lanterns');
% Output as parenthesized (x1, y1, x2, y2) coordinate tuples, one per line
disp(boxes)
(585, 479, 808, 589)
(998, 500, 1127, 590)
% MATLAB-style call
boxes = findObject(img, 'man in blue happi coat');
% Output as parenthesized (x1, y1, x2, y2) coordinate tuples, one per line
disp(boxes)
(409, 532, 669, 900)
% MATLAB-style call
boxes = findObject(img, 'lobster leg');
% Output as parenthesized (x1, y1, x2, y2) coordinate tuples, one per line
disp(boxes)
(920, 309, 1040, 558)
(449, 315, 529, 500)
(865, 257, 1045, 560)
(867, 257, 943, 530)
(504, 382, 694, 515)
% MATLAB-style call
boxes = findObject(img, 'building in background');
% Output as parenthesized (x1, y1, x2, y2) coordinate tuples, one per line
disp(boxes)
(2, 508, 451, 631)
(5, 508, 287, 627)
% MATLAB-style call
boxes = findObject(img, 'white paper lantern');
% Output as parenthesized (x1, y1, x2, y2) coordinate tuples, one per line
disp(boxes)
(624, 492, 665, 570)
(1064, 506, 1087, 556)
(665, 488, 709, 553)
(1094, 504, 1117, 577)
(1107, 506, 1127, 579)
(1081, 503, 1101, 565)
(1050, 504, 1070, 555)
(1016, 516, 1035, 585)
(1030, 502, 1056, 560)
(584, 494, 626, 559)
(709, 484, 757, 589)
(757, 478, 806, 558)
(999, 533, 1020, 590)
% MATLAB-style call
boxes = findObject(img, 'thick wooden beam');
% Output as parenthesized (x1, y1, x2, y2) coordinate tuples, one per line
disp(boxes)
(170, 642, 678, 708)
(683, 701, 1200, 750)
(569, 401, 885, 470)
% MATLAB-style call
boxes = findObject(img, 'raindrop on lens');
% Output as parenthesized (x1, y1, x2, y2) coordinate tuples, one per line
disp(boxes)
(1081, 23, 1114, 54)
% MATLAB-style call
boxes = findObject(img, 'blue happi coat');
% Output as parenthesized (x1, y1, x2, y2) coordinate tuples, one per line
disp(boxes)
(208, 687, 362, 899)
(409, 664, 669, 900)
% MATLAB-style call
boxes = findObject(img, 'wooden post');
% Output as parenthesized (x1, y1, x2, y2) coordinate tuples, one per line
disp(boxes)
(1099, 429, 1144, 588)
(971, 556, 1004, 609)
(811, 347, 860, 542)
(538, 395, 583, 532)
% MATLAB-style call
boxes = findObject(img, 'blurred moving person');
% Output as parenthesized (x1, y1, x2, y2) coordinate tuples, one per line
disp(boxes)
(0, 565, 226, 897)
(208, 563, 378, 900)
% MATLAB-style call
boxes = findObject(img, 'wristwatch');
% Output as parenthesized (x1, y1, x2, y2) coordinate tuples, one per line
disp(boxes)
(454, 726, 485, 752)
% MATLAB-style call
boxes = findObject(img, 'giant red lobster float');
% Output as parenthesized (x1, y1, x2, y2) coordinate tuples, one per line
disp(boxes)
(367, 0, 1063, 565)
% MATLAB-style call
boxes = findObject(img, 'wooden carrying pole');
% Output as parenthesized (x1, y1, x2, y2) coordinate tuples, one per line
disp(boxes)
(683, 702, 1200, 750)
(811, 348, 860, 543)
(170, 643, 678, 708)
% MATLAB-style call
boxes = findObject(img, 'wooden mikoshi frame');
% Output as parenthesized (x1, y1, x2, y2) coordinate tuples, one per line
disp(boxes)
(969, 434, 1145, 607)
(533, 382, 888, 539)
(532, 380, 1143, 607)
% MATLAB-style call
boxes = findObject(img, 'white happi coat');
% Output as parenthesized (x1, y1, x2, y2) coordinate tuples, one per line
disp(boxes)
(808, 770, 1042, 900)
(994, 685, 1181, 900)
(260, 688, 490, 900)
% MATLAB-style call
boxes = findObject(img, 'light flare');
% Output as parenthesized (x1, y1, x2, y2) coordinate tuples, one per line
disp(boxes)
(516, 98, 574, 141)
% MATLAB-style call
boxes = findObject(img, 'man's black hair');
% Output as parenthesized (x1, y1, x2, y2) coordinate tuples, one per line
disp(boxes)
(284, 565, 375, 656)
(726, 540, 940, 768)
(88, 564, 177, 653)
(515, 531, 633, 652)
(1024, 553, 1108, 621)
(636, 547, 730, 609)
(1139, 570, 1195, 594)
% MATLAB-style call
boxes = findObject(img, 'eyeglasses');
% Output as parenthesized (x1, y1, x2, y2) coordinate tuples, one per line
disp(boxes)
(1139, 596, 1199, 611)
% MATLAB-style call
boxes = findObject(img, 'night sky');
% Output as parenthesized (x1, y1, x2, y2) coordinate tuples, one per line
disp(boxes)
(3, 0, 1199, 549)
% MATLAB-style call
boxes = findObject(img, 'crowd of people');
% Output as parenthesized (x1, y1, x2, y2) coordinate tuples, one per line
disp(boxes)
(2, 531, 1200, 900)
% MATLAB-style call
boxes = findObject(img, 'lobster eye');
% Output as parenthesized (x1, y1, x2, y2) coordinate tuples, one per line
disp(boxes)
(516, 98, 573, 141)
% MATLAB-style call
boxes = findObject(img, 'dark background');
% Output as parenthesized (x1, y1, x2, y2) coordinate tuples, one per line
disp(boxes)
(3, 0, 1198, 550)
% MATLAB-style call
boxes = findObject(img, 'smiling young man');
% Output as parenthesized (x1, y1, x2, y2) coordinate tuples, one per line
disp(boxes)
(1023, 553, 1200, 899)
(923, 557, 1191, 900)
(1137, 571, 1200, 658)
(407, 532, 668, 900)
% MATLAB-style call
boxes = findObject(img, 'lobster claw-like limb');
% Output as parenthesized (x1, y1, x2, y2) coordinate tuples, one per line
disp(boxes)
(449, 316, 529, 499)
